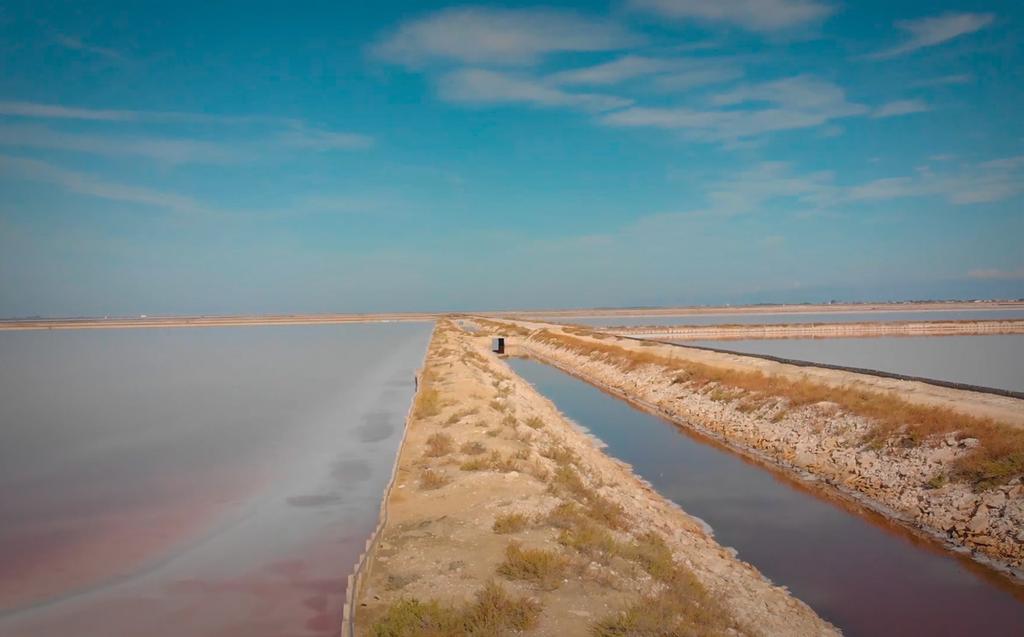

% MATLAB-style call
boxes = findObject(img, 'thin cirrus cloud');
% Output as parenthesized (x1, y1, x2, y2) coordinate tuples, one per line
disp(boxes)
(871, 99, 930, 118)
(844, 156, 1024, 205)
(548, 55, 680, 85)
(369, 6, 640, 67)
(437, 69, 632, 112)
(548, 55, 744, 91)
(621, 155, 1024, 237)
(0, 154, 207, 214)
(628, 0, 835, 32)
(53, 34, 126, 62)
(864, 12, 995, 60)
(0, 123, 242, 164)
(0, 101, 373, 158)
(912, 74, 973, 87)
(602, 75, 867, 142)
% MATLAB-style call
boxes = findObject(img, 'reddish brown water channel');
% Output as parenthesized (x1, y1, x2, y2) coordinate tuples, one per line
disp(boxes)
(0, 324, 431, 637)
(508, 357, 1024, 637)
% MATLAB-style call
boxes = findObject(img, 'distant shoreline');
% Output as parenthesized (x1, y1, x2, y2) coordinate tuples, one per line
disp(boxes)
(2, 300, 1023, 331)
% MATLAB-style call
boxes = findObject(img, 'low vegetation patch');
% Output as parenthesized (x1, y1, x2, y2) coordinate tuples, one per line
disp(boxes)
(414, 387, 441, 419)
(497, 541, 568, 590)
(419, 468, 451, 491)
(524, 416, 545, 429)
(460, 456, 490, 472)
(424, 432, 454, 457)
(540, 443, 578, 466)
(458, 450, 522, 473)
(492, 512, 529, 534)
(557, 520, 620, 562)
(371, 580, 541, 637)
(488, 399, 507, 413)
(460, 440, 487, 456)
(445, 407, 479, 426)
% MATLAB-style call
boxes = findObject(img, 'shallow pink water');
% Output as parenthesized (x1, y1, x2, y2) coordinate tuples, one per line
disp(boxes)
(0, 323, 430, 636)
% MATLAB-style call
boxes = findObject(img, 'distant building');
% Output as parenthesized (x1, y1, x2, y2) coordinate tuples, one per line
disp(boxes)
(491, 337, 505, 355)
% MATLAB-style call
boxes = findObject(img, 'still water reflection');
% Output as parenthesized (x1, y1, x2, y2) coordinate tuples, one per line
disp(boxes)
(0, 323, 431, 637)
(509, 357, 1024, 637)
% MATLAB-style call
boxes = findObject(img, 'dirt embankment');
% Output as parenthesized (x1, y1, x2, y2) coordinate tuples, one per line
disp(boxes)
(609, 319, 1024, 341)
(490, 320, 1024, 578)
(0, 313, 435, 331)
(497, 300, 1024, 321)
(352, 320, 836, 636)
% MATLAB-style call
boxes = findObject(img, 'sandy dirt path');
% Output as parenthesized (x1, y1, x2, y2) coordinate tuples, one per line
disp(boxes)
(352, 320, 835, 636)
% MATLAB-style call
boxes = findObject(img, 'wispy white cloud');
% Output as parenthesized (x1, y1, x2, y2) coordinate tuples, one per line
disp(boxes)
(692, 161, 835, 216)
(0, 100, 142, 122)
(841, 156, 1024, 205)
(0, 124, 241, 163)
(549, 55, 678, 86)
(370, 7, 639, 67)
(438, 69, 631, 112)
(872, 99, 930, 118)
(912, 74, 972, 87)
(53, 34, 125, 62)
(549, 54, 743, 92)
(275, 127, 374, 151)
(0, 101, 373, 157)
(602, 75, 866, 142)
(711, 75, 861, 112)
(628, 0, 835, 32)
(653, 65, 744, 91)
(656, 155, 1024, 220)
(0, 154, 206, 213)
(865, 12, 995, 60)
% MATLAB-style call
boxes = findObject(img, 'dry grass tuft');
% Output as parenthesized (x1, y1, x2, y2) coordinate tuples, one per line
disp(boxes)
(557, 520, 621, 562)
(419, 468, 451, 491)
(550, 465, 589, 499)
(524, 416, 545, 430)
(488, 399, 507, 413)
(492, 512, 529, 534)
(458, 451, 521, 473)
(622, 531, 675, 581)
(497, 542, 568, 590)
(546, 502, 587, 529)
(585, 493, 627, 530)
(371, 580, 541, 637)
(414, 387, 441, 419)
(540, 444, 579, 466)
(460, 456, 490, 472)
(460, 440, 488, 456)
(489, 450, 522, 473)
(445, 407, 479, 426)
(424, 433, 454, 457)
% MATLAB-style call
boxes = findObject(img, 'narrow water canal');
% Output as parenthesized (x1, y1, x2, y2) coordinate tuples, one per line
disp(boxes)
(507, 358, 1024, 637)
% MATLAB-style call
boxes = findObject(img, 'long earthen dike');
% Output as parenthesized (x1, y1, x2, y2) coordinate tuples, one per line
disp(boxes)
(607, 318, 1024, 341)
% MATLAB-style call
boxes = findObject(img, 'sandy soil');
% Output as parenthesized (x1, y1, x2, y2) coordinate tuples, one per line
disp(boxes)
(352, 320, 835, 636)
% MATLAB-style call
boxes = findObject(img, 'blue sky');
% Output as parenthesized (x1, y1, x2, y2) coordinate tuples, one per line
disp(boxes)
(0, 0, 1022, 315)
